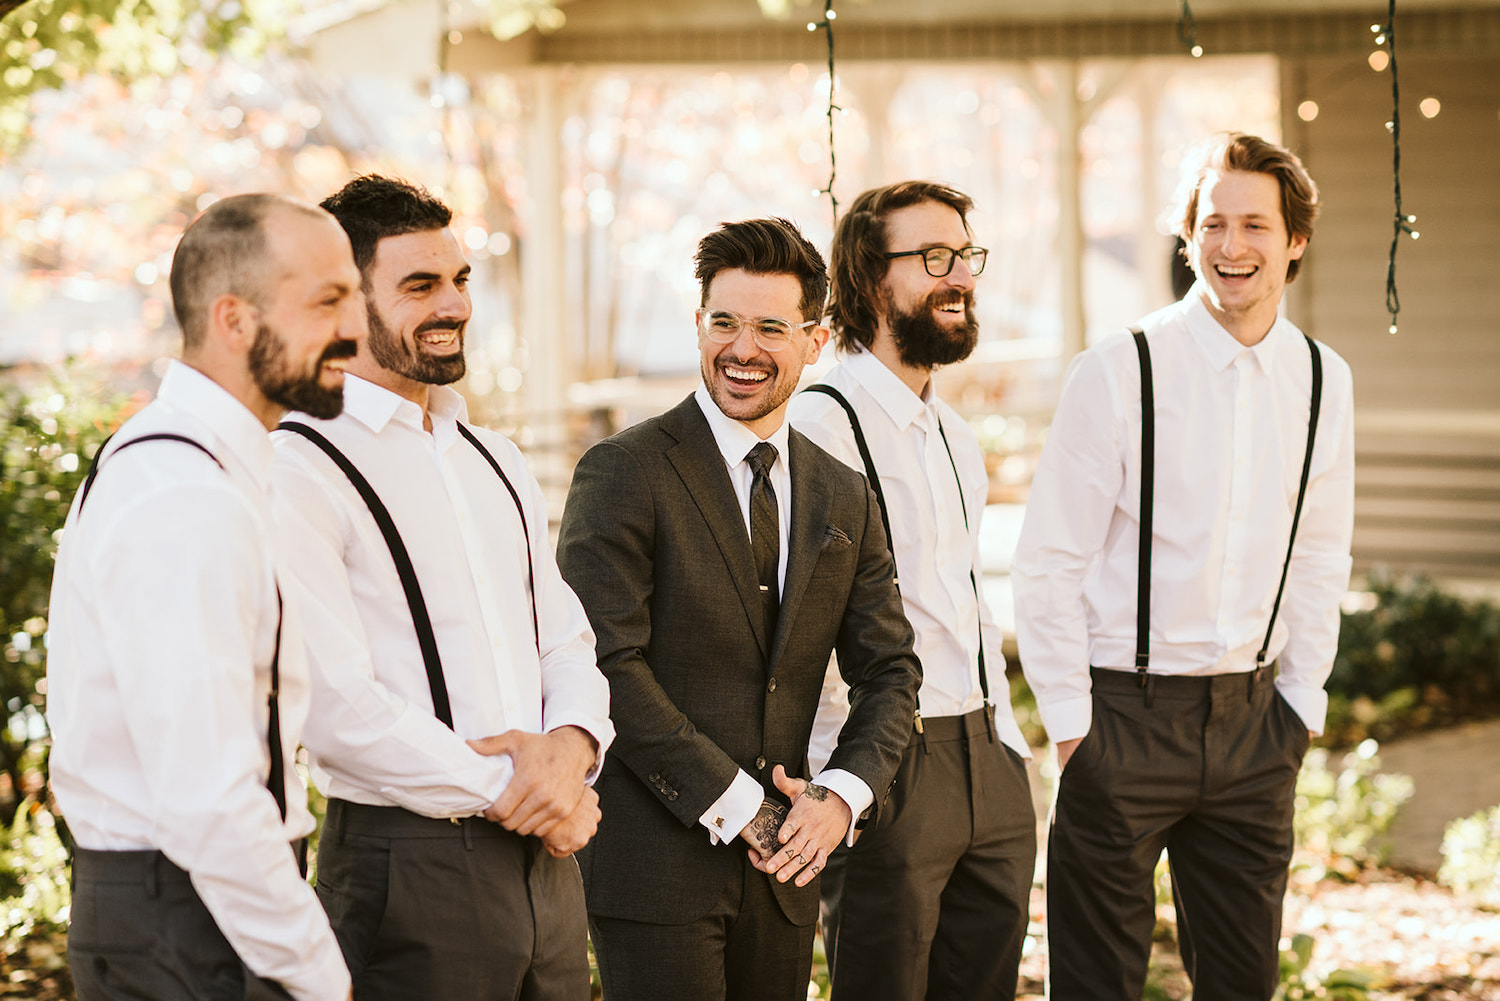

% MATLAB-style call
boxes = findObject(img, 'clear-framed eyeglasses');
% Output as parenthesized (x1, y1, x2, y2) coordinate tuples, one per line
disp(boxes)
(882, 245, 988, 278)
(696, 308, 817, 353)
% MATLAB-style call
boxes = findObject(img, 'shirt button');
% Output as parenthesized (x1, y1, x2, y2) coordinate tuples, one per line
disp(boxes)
(767, 677, 777, 693)
(755, 756, 766, 770)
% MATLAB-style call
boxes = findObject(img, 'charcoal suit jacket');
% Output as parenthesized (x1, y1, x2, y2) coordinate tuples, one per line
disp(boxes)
(556, 393, 921, 928)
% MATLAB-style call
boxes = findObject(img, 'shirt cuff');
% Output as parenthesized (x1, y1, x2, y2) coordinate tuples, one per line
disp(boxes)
(700, 769, 763, 846)
(1275, 680, 1328, 736)
(1035, 693, 1094, 745)
(811, 768, 872, 847)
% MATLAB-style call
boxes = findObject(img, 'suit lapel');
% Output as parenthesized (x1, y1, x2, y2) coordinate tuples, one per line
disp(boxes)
(770, 430, 833, 670)
(661, 397, 774, 658)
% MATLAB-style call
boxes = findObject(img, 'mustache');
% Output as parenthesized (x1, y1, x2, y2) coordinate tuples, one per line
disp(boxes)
(416, 319, 465, 335)
(320, 339, 358, 362)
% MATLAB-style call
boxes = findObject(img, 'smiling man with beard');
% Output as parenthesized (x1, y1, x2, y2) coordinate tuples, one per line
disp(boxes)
(787, 181, 1035, 1001)
(269, 175, 613, 1001)
(557, 217, 920, 1001)
(48, 194, 361, 1001)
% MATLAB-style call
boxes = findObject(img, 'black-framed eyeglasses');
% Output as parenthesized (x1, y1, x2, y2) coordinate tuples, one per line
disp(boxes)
(883, 245, 988, 278)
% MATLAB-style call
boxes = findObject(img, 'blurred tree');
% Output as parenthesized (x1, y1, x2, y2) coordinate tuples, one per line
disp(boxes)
(0, 371, 130, 817)
(0, 0, 291, 156)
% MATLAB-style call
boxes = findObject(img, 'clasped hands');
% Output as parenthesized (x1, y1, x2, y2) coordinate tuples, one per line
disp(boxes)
(739, 764, 850, 888)
(466, 725, 600, 858)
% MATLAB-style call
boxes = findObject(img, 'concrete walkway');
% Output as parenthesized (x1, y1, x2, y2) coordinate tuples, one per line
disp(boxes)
(1374, 717, 1500, 874)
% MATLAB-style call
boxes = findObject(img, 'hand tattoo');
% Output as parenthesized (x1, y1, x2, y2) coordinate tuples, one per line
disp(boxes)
(747, 799, 786, 857)
(803, 783, 830, 802)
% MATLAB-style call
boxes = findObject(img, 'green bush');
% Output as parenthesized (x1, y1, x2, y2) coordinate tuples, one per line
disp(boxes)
(1276, 933, 1378, 1000)
(1325, 575, 1500, 745)
(1293, 739, 1413, 879)
(1, 370, 128, 817)
(1438, 803, 1500, 907)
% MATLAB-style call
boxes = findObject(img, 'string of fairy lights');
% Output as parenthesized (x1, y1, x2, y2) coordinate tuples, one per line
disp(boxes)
(806, 0, 839, 228)
(1374, 0, 1417, 335)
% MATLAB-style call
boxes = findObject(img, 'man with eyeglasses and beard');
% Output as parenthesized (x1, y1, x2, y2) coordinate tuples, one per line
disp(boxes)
(48, 194, 361, 1000)
(270, 175, 613, 1001)
(788, 181, 1036, 1001)
(557, 217, 920, 1001)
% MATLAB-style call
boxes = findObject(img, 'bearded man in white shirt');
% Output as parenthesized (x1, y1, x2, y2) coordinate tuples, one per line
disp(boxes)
(270, 175, 613, 1001)
(1013, 133, 1354, 1000)
(787, 180, 1036, 1001)
(48, 194, 362, 1000)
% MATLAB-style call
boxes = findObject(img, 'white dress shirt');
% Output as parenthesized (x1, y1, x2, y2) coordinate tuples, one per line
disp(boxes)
(789, 350, 1031, 769)
(1012, 289, 1355, 745)
(46, 361, 349, 1001)
(270, 375, 612, 817)
(690, 386, 873, 847)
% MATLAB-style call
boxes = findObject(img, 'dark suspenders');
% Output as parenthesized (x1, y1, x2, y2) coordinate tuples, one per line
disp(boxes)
(278, 420, 539, 731)
(1130, 327, 1325, 685)
(81, 433, 289, 822)
(800, 383, 994, 717)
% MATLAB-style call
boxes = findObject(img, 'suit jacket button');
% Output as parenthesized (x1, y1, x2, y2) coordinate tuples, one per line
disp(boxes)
(649, 772, 661, 782)
(667, 791, 678, 801)
(755, 756, 766, 770)
(767, 677, 777, 692)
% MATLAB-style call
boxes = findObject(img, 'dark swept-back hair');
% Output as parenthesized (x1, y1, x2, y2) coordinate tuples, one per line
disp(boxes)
(828, 180, 974, 354)
(320, 174, 452, 281)
(694, 217, 828, 322)
(1171, 132, 1320, 282)
(169, 193, 323, 350)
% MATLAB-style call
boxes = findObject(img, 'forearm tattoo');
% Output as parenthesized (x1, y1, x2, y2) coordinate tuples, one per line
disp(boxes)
(747, 799, 786, 856)
(804, 783, 830, 802)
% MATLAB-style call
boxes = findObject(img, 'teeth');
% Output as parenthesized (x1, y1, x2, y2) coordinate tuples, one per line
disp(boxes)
(1217, 265, 1255, 276)
(419, 331, 457, 345)
(726, 367, 768, 382)
(938, 303, 963, 313)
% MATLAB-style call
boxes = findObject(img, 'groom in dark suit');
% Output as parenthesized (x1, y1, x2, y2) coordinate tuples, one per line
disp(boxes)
(558, 217, 921, 1001)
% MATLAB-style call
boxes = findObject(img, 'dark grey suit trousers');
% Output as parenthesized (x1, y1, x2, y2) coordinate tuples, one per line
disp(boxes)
(315, 799, 589, 1001)
(1047, 666, 1311, 1001)
(824, 706, 1036, 1001)
(69, 848, 294, 1001)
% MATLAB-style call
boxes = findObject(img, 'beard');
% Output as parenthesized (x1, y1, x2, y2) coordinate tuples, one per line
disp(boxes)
(886, 287, 980, 369)
(366, 303, 466, 386)
(250, 320, 352, 419)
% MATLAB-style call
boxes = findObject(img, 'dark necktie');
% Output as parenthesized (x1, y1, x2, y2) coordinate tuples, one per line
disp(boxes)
(746, 442, 780, 638)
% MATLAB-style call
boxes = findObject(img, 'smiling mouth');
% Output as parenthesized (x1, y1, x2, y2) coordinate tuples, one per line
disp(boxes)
(417, 328, 461, 351)
(1215, 264, 1258, 279)
(722, 364, 771, 388)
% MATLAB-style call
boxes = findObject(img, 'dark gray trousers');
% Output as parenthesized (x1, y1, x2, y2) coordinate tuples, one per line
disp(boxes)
(69, 848, 294, 1001)
(1047, 667, 1311, 1001)
(588, 850, 815, 1001)
(315, 799, 589, 1001)
(822, 706, 1036, 1001)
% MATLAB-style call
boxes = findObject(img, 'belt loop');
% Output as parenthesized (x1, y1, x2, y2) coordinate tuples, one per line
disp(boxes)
(917, 717, 930, 755)
(462, 818, 474, 852)
(1143, 673, 1156, 709)
(984, 702, 996, 743)
(146, 853, 160, 900)
(1250, 654, 1267, 703)
(329, 799, 347, 847)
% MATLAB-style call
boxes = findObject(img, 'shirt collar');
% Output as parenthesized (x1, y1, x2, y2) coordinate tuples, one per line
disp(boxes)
(693, 384, 792, 472)
(841, 348, 931, 430)
(336, 374, 469, 435)
(1184, 285, 1294, 375)
(156, 360, 274, 483)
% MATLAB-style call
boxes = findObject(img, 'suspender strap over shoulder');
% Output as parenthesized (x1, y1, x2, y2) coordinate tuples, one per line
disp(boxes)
(1131, 328, 1325, 683)
(80, 433, 288, 821)
(455, 423, 541, 658)
(1131, 329, 1154, 687)
(799, 383, 993, 711)
(279, 421, 456, 729)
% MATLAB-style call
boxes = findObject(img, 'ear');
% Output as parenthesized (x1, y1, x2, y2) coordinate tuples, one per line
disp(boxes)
(803, 324, 830, 365)
(208, 293, 258, 353)
(1287, 233, 1308, 261)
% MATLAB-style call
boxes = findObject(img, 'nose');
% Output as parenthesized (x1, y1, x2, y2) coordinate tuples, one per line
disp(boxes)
(337, 291, 366, 342)
(1221, 225, 1243, 257)
(945, 257, 976, 291)
(436, 279, 472, 321)
(728, 320, 761, 359)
